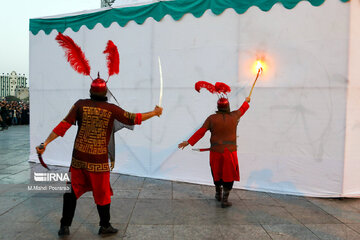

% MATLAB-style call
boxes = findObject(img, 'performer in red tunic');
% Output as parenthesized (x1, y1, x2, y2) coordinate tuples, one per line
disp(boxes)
(178, 81, 250, 208)
(36, 33, 163, 236)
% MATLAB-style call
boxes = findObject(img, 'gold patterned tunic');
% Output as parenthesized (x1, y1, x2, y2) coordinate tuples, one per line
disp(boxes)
(63, 99, 136, 172)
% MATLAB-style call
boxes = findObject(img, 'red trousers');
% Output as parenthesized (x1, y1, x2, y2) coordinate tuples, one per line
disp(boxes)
(210, 149, 240, 182)
(70, 167, 113, 206)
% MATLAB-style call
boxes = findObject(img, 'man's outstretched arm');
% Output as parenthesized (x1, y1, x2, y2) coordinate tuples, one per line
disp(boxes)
(238, 97, 251, 117)
(36, 120, 72, 154)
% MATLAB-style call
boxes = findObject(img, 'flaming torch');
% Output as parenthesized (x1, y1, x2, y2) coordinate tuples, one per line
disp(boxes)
(248, 60, 263, 98)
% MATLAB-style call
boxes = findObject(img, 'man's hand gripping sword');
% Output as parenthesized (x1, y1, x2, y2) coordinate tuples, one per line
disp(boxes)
(36, 143, 50, 170)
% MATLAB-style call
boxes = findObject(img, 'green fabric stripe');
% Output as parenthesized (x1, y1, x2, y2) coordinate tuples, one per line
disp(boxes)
(29, 0, 350, 35)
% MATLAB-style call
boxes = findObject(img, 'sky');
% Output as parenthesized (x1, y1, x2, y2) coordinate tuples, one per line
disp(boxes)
(0, 0, 100, 77)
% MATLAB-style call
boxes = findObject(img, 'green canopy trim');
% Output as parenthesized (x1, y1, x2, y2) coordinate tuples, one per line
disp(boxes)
(30, 0, 349, 35)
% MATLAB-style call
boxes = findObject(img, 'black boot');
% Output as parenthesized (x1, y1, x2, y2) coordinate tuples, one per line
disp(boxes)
(98, 223, 118, 235)
(97, 204, 118, 235)
(58, 226, 70, 236)
(215, 185, 222, 202)
(221, 188, 232, 208)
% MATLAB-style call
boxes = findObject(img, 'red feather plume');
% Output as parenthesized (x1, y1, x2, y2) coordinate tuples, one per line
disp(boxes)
(55, 32, 91, 76)
(103, 40, 120, 77)
(195, 81, 216, 94)
(215, 82, 231, 94)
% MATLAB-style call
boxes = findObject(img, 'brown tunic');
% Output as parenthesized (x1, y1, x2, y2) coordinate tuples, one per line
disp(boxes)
(201, 101, 249, 152)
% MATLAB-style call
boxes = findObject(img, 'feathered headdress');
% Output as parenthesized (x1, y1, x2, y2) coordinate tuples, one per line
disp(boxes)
(55, 32, 121, 94)
(195, 81, 231, 98)
(103, 40, 120, 81)
(55, 32, 91, 76)
(195, 81, 231, 111)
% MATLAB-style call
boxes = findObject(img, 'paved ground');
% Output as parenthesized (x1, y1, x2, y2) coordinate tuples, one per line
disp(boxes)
(1, 126, 360, 239)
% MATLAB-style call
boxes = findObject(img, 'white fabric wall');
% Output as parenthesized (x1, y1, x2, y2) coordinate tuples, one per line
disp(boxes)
(29, 0, 352, 197)
(343, 0, 360, 197)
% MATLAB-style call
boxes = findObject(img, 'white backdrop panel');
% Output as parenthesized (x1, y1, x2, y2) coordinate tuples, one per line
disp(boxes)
(30, 0, 350, 196)
(343, 0, 360, 197)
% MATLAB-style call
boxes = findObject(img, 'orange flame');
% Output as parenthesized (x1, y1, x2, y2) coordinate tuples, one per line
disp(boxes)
(252, 60, 266, 75)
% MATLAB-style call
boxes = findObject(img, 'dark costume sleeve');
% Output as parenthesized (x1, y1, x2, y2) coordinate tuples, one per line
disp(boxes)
(63, 101, 80, 124)
(187, 117, 210, 146)
(112, 105, 142, 126)
(54, 101, 80, 136)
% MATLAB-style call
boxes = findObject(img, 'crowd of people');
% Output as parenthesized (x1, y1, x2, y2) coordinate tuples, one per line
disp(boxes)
(0, 100, 29, 130)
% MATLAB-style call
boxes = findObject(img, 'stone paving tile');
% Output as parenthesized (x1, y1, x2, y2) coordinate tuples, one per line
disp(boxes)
(0, 173, 11, 180)
(0, 157, 27, 166)
(275, 198, 342, 224)
(210, 200, 258, 225)
(270, 197, 314, 208)
(305, 224, 360, 240)
(235, 189, 273, 200)
(39, 198, 93, 230)
(173, 199, 257, 225)
(86, 198, 136, 224)
(173, 182, 207, 199)
(0, 164, 13, 170)
(0, 222, 34, 240)
(242, 198, 281, 207)
(340, 198, 360, 211)
(0, 183, 12, 193)
(113, 174, 145, 189)
(142, 178, 172, 190)
(71, 223, 127, 240)
(110, 173, 120, 184)
(124, 225, 173, 240)
(174, 225, 222, 240)
(219, 224, 272, 240)
(139, 189, 172, 199)
(0, 170, 31, 184)
(15, 221, 67, 240)
(173, 199, 217, 225)
(263, 224, 320, 240)
(130, 199, 174, 225)
(139, 178, 172, 199)
(308, 198, 360, 224)
(112, 189, 140, 199)
(286, 206, 342, 224)
(0, 165, 30, 174)
(346, 223, 360, 235)
(4, 126, 360, 239)
(268, 193, 305, 202)
(200, 185, 218, 200)
(0, 195, 29, 215)
(0, 196, 59, 223)
(245, 204, 301, 225)
(245, 201, 299, 225)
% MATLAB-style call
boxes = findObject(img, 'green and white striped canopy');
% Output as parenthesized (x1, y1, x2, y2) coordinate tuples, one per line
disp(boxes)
(30, 0, 349, 35)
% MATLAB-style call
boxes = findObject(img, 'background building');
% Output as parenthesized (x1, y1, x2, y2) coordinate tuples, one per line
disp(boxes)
(0, 71, 28, 100)
(101, 0, 115, 7)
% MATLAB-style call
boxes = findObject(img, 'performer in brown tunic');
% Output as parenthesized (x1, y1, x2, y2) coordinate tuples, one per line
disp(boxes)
(36, 33, 163, 236)
(178, 81, 250, 208)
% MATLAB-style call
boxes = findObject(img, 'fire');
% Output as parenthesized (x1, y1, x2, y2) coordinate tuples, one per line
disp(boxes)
(252, 60, 265, 75)
(256, 61, 263, 73)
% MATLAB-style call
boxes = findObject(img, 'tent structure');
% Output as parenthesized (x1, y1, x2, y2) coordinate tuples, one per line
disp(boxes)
(29, 0, 360, 197)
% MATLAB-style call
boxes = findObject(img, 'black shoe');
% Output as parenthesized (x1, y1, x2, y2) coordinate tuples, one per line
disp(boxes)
(58, 226, 70, 236)
(98, 224, 118, 235)
(215, 186, 222, 202)
(221, 188, 232, 208)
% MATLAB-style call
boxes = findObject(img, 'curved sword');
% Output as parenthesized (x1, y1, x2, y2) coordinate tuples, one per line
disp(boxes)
(158, 56, 163, 107)
(37, 143, 50, 170)
(192, 148, 210, 152)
